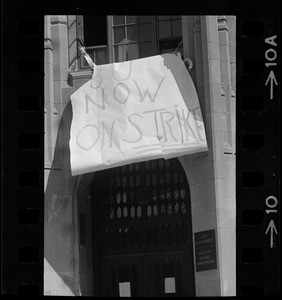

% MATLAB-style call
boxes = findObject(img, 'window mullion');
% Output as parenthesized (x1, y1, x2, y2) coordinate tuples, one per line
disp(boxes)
(77, 15, 84, 42)
(151, 16, 158, 55)
(125, 22, 128, 60)
(138, 23, 141, 58)
(76, 15, 84, 69)
(108, 16, 114, 63)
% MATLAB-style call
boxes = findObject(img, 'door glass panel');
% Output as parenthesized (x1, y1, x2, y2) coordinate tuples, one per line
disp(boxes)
(117, 207, 122, 218)
(136, 204, 142, 218)
(123, 206, 128, 217)
(130, 205, 135, 218)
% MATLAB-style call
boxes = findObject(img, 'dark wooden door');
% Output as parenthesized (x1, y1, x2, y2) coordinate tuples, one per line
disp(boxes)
(101, 251, 194, 297)
(92, 158, 195, 297)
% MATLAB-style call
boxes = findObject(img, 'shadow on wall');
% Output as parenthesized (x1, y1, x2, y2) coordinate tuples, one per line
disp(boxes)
(44, 101, 78, 295)
(163, 54, 202, 121)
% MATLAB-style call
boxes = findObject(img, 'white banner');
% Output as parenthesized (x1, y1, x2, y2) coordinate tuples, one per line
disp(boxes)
(70, 53, 208, 176)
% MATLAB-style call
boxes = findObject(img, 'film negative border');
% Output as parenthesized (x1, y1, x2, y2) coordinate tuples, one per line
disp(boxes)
(237, 0, 280, 296)
(1, 0, 280, 296)
(2, 12, 43, 296)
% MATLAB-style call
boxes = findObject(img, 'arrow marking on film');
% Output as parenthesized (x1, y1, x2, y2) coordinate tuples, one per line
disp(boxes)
(265, 70, 278, 100)
(265, 219, 278, 248)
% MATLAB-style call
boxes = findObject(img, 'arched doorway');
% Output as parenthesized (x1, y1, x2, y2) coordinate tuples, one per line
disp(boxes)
(90, 158, 195, 297)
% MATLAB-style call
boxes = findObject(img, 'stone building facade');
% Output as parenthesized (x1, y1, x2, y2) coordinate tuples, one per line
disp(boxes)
(44, 15, 236, 296)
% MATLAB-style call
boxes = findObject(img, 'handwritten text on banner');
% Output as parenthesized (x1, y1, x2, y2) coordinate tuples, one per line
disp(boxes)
(70, 53, 208, 176)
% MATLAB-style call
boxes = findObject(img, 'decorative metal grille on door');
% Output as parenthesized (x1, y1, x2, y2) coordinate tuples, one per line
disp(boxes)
(95, 158, 192, 255)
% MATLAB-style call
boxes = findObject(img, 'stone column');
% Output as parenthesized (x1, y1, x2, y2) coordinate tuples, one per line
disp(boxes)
(44, 15, 57, 175)
(50, 15, 71, 182)
(50, 15, 69, 116)
(226, 16, 236, 154)
(201, 15, 236, 296)
(217, 16, 233, 153)
(44, 15, 78, 296)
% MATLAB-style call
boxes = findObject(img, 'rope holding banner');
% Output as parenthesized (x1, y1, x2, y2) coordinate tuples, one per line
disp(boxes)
(174, 40, 183, 54)
(77, 38, 97, 71)
(79, 45, 97, 70)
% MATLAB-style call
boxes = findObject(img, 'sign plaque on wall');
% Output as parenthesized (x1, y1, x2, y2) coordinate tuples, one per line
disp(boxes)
(194, 229, 217, 272)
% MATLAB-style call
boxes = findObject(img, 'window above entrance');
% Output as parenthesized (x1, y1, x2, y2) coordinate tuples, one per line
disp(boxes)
(70, 15, 183, 69)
